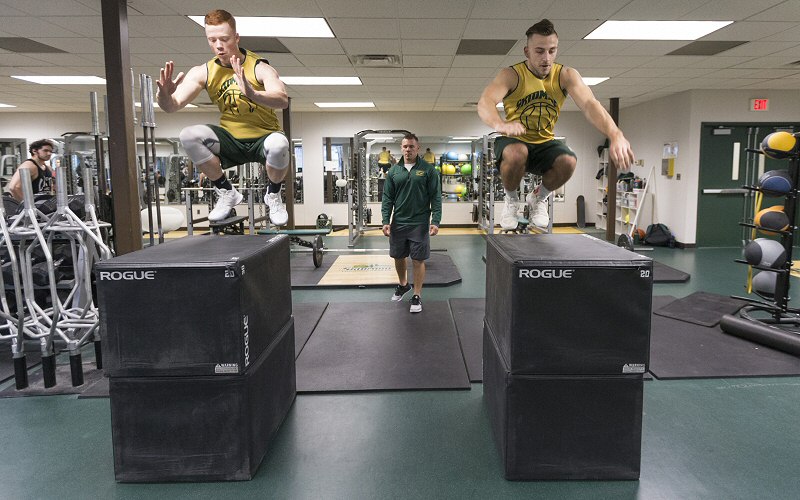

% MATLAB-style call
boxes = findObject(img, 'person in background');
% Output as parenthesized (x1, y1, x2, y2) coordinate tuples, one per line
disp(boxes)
(381, 133, 441, 313)
(7, 139, 55, 202)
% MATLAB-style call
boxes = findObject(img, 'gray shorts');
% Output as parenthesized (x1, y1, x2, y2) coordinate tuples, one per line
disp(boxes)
(389, 223, 430, 261)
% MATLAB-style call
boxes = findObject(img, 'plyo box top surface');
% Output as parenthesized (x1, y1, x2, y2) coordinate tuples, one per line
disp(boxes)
(488, 233, 651, 267)
(97, 235, 287, 268)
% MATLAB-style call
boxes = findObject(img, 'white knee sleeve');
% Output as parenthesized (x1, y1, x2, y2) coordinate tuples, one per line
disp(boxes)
(263, 133, 290, 170)
(179, 125, 219, 165)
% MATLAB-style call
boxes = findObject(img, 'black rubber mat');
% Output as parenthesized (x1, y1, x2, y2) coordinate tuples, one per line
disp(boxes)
(0, 362, 104, 398)
(649, 295, 800, 379)
(653, 261, 690, 283)
(290, 252, 462, 289)
(295, 300, 470, 392)
(77, 376, 109, 398)
(0, 351, 41, 384)
(293, 302, 328, 358)
(654, 291, 747, 327)
(449, 298, 485, 382)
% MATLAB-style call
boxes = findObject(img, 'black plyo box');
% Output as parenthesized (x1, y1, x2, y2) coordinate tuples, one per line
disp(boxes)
(485, 234, 652, 375)
(483, 329, 643, 481)
(110, 318, 296, 482)
(97, 235, 291, 377)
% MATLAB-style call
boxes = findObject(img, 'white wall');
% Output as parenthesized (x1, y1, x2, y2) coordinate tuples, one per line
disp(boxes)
(621, 89, 800, 245)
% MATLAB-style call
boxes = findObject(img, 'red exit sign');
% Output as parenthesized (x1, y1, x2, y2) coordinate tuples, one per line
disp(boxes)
(750, 98, 769, 111)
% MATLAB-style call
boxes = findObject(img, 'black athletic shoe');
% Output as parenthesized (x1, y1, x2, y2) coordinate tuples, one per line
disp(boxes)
(392, 283, 412, 301)
(410, 294, 422, 313)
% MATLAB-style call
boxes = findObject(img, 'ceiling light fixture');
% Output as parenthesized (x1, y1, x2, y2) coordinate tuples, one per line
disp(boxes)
(188, 16, 334, 38)
(281, 76, 362, 85)
(12, 75, 106, 85)
(583, 77, 609, 86)
(0, 103, 16, 108)
(135, 102, 197, 108)
(315, 102, 375, 108)
(585, 20, 732, 40)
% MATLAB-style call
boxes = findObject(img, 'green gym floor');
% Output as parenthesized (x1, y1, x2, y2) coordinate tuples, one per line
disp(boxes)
(2, 231, 800, 500)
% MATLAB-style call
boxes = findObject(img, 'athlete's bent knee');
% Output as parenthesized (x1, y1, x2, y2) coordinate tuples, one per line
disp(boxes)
(179, 125, 219, 165)
(263, 133, 290, 170)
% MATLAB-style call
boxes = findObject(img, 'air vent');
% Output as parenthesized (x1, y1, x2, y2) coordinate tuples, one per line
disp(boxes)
(351, 55, 401, 67)
(667, 40, 746, 56)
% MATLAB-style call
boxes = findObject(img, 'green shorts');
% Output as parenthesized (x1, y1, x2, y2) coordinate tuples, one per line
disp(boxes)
(207, 125, 284, 168)
(494, 136, 576, 175)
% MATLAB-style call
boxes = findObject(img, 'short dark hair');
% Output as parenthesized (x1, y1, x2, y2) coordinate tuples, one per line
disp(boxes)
(526, 19, 557, 38)
(205, 9, 236, 31)
(402, 133, 419, 143)
(29, 139, 55, 155)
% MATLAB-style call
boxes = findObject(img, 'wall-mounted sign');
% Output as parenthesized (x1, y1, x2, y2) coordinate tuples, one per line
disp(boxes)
(750, 98, 769, 111)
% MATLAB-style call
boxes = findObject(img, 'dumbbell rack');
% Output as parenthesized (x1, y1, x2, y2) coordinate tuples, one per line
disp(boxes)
(732, 149, 800, 324)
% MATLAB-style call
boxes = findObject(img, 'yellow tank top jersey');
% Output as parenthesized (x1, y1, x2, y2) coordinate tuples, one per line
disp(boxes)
(206, 49, 281, 139)
(502, 62, 567, 144)
(423, 151, 436, 164)
(378, 150, 391, 163)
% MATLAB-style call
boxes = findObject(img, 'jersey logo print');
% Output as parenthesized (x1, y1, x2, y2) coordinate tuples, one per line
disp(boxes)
(217, 77, 256, 115)
(518, 91, 558, 132)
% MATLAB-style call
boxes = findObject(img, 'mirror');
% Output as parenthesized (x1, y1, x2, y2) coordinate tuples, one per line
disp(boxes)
(292, 138, 303, 204)
(322, 137, 350, 203)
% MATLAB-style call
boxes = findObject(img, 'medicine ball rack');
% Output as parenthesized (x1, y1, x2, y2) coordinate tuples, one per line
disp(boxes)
(721, 143, 800, 356)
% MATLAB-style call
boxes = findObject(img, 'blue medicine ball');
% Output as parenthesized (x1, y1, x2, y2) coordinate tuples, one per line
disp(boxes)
(446, 151, 459, 161)
(743, 238, 786, 268)
(758, 170, 792, 196)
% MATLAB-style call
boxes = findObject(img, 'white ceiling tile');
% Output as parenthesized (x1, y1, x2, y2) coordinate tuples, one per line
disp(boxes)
(470, 1, 555, 19)
(613, 0, 704, 21)
(400, 19, 466, 40)
(701, 22, 798, 42)
(355, 68, 403, 77)
(39, 15, 103, 37)
(447, 67, 496, 77)
(540, 20, 606, 41)
(279, 38, 344, 55)
(130, 37, 172, 53)
(451, 55, 505, 68)
(153, 37, 209, 54)
(616, 41, 688, 57)
(327, 18, 399, 39)
(31, 37, 106, 54)
(316, 0, 397, 18)
(396, 0, 471, 19)
(749, 1, 800, 22)
(402, 55, 453, 67)
(541, 0, 630, 20)
(615, 67, 674, 79)
(232, 0, 323, 16)
(263, 54, 304, 67)
(340, 39, 401, 55)
(403, 67, 449, 77)
(295, 54, 352, 67)
(308, 66, 357, 77)
(559, 41, 633, 57)
(462, 19, 532, 40)
(8, 0, 97, 16)
(403, 77, 445, 86)
(359, 77, 398, 86)
(401, 40, 459, 55)
(126, 0, 181, 15)
(128, 15, 202, 38)
(686, 55, 755, 69)
(761, 25, 800, 42)
(718, 41, 799, 57)
(0, 16, 80, 37)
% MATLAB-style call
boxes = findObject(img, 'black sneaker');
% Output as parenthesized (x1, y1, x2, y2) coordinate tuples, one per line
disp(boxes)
(391, 283, 412, 301)
(410, 294, 422, 313)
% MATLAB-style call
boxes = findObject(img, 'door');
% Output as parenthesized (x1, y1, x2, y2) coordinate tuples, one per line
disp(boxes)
(696, 123, 796, 247)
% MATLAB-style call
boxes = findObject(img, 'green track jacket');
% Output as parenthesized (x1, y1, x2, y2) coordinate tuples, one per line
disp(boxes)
(381, 156, 442, 227)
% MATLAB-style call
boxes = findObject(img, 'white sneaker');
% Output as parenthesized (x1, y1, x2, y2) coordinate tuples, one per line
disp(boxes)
(500, 198, 520, 230)
(265, 192, 288, 226)
(526, 191, 550, 228)
(208, 187, 243, 222)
